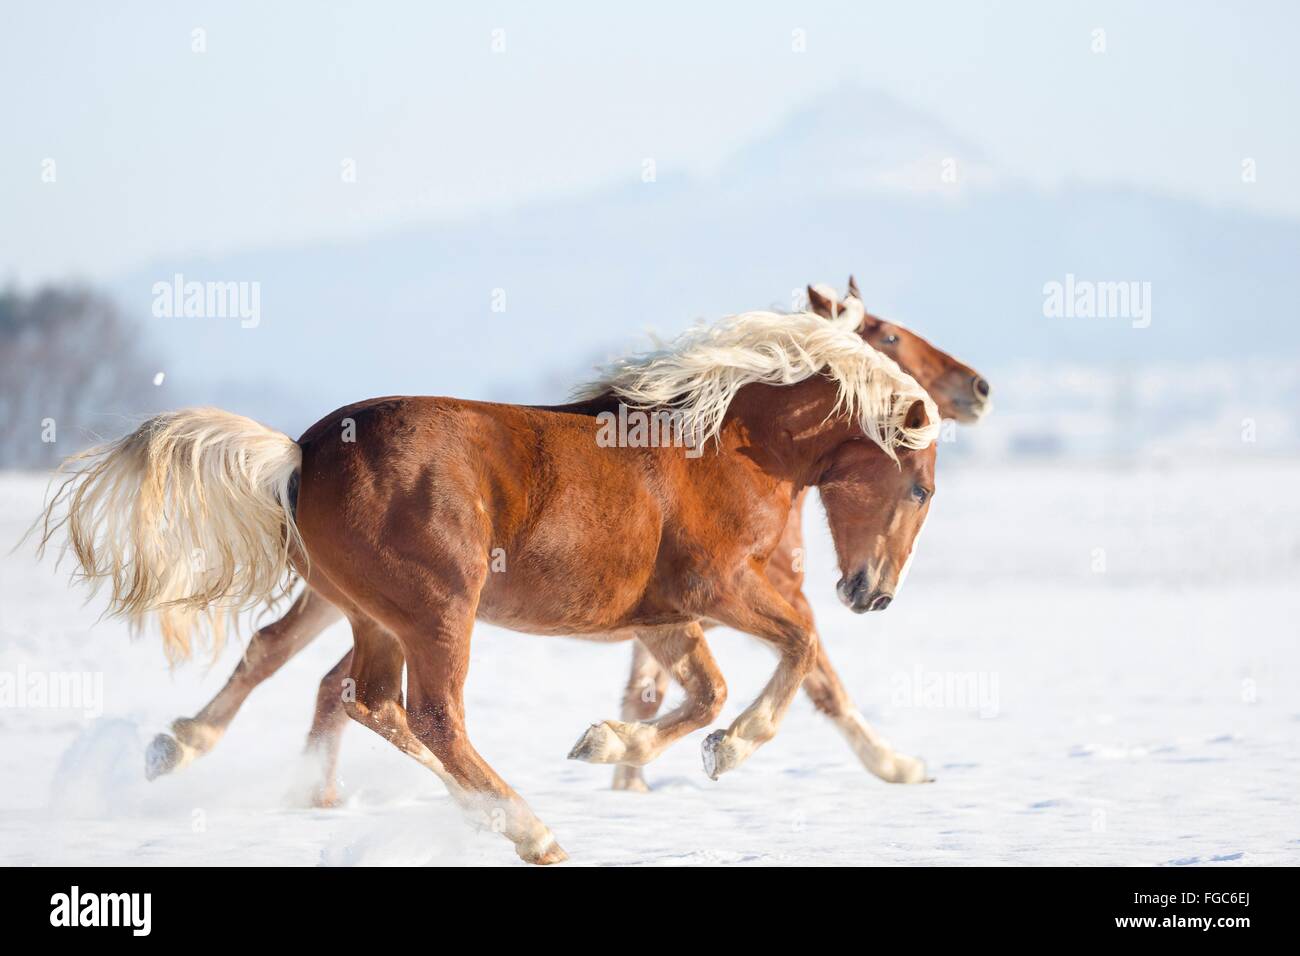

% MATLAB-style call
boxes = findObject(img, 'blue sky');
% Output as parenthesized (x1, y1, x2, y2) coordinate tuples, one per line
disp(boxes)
(3, 0, 1298, 283)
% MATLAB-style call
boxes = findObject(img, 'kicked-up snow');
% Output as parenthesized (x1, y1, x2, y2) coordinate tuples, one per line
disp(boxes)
(0, 459, 1296, 866)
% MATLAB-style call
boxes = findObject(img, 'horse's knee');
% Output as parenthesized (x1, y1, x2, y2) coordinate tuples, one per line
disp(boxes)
(776, 624, 817, 673)
(692, 676, 727, 724)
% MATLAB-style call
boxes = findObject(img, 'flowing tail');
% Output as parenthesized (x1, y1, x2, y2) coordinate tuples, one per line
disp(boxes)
(33, 408, 303, 662)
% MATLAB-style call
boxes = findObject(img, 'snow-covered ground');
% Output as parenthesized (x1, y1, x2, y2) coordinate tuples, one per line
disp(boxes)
(1, 459, 1297, 866)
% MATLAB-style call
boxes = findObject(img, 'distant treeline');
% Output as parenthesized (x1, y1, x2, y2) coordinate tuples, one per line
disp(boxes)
(0, 285, 159, 468)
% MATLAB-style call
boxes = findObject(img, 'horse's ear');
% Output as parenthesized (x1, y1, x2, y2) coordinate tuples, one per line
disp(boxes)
(904, 399, 930, 431)
(806, 284, 839, 319)
(846, 275, 862, 301)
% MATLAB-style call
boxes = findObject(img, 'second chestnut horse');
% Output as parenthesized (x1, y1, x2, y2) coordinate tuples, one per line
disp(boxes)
(611, 278, 992, 790)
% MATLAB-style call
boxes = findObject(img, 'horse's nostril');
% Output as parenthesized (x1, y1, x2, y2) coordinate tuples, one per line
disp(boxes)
(869, 594, 892, 611)
(973, 377, 990, 399)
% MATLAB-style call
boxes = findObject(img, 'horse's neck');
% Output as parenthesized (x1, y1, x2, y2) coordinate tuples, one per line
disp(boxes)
(551, 381, 848, 488)
(721, 379, 852, 490)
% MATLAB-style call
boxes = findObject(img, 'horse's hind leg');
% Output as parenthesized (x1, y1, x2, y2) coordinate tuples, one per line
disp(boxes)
(145, 588, 342, 780)
(404, 626, 566, 865)
(339, 604, 565, 866)
(334, 617, 457, 781)
(802, 630, 929, 784)
(301, 649, 354, 806)
(355, 562, 562, 864)
(569, 622, 727, 769)
(406, 675, 565, 862)
(337, 620, 423, 758)
(610, 639, 671, 792)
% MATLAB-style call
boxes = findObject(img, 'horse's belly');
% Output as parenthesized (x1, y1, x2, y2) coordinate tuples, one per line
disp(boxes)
(476, 551, 661, 634)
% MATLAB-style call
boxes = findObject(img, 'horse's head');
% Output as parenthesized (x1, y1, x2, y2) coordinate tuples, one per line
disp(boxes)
(817, 399, 937, 613)
(581, 305, 941, 615)
(808, 278, 991, 423)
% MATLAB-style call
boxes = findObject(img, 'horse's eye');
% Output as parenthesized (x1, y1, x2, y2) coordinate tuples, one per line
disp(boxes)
(911, 483, 930, 504)
(882, 334, 899, 345)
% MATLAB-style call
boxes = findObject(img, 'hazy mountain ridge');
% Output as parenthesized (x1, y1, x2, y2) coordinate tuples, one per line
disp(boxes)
(106, 88, 1300, 449)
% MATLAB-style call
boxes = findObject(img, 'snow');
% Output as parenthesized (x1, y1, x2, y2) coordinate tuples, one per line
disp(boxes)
(1, 459, 1297, 866)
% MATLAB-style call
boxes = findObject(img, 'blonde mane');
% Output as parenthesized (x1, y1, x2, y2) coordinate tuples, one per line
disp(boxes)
(575, 301, 940, 459)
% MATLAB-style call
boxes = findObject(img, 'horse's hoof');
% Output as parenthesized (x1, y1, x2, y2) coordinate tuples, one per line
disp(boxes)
(874, 751, 930, 784)
(567, 722, 626, 764)
(310, 786, 344, 808)
(701, 729, 729, 780)
(893, 754, 931, 784)
(518, 837, 569, 866)
(145, 733, 188, 780)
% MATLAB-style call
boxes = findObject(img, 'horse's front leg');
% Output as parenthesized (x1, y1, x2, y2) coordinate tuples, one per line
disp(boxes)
(699, 573, 817, 779)
(611, 639, 671, 791)
(787, 592, 929, 784)
(803, 637, 929, 784)
(568, 622, 726, 768)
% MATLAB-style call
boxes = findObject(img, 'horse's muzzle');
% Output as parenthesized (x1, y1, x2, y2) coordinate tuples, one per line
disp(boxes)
(837, 570, 893, 614)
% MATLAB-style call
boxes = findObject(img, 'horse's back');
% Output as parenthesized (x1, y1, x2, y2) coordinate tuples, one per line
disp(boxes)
(293, 395, 672, 633)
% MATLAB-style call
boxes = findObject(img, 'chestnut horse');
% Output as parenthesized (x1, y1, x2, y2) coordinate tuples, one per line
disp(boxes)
(139, 279, 990, 804)
(38, 302, 939, 863)
(611, 278, 992, 790)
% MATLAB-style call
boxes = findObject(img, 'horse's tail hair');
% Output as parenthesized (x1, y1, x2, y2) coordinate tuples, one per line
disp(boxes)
(30, 407, 303, 663)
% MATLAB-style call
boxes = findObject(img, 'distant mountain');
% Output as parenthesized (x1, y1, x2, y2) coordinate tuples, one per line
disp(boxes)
(108, 85, 1300, 437)
(715, 84, 1000, 197)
